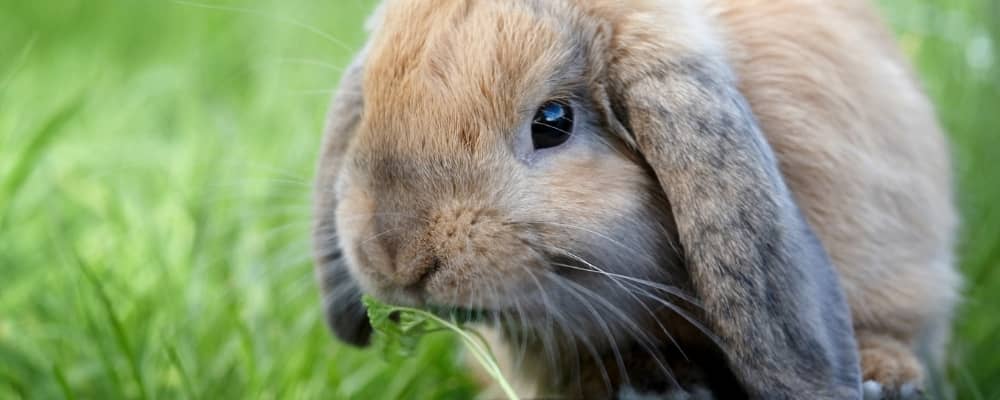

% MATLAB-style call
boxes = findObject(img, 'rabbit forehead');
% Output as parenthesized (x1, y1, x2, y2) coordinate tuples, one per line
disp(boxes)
(359, 0, 592, 155)
(356, 0, 726, 150)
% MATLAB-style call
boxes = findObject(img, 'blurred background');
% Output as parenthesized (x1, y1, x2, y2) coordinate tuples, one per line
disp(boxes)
(0, 0, 996, 398)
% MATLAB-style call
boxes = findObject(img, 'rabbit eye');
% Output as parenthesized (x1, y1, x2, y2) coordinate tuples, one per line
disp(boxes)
(531, 101, 574, 150)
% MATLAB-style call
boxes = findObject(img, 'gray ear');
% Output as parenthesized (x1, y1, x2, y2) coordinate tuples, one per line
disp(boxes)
(315, 248, 372, 347)
(606, 58, 862, 399)
(313, 54, 371, 347)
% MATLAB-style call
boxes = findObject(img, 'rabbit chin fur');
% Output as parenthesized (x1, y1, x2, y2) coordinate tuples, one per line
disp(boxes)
(312, 0, 959, 399)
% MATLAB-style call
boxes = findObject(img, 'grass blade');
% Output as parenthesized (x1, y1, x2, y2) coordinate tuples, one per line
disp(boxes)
(70, 248, 149, 400)
(51, 365, 75, 400)
(1, 95, 83, 206)
(166, 344, 198, 400)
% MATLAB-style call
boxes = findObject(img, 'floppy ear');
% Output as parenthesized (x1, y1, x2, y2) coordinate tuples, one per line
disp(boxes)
(313, 54, 372, 347)
(603, 55, 862, 398)
(315, 251, 372, 347)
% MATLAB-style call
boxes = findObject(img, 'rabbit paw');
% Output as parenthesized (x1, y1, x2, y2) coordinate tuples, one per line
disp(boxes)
(858, 333, 925, 400)
(617, 385, 714, 400)
(862, 380, 924, 400)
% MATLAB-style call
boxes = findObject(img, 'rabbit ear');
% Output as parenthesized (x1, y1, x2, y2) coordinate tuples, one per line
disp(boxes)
(313, 55, 372, 347)
(315, 249, 372, 347)
(603, 56, 862, 398)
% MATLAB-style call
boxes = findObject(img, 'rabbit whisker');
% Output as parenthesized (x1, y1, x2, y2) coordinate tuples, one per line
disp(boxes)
(544, 270, 679, 390)
(541, 271, 631, 389)
(273, 57, 347, 72)
(543, 276, 614, 394)
(519, 261, 563, 375)
(551, 261, 689, 363)
(546, 248, 722, 352)
(171, 0, 354, 52)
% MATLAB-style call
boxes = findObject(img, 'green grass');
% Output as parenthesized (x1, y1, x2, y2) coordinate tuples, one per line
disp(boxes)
(0, 0, 996, 399)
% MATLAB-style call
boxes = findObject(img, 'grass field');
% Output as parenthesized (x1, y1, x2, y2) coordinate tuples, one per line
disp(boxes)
(0, 0, 997, 399)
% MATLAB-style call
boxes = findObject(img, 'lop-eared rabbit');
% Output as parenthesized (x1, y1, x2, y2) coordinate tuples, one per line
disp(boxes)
(313, 1, 959, 398)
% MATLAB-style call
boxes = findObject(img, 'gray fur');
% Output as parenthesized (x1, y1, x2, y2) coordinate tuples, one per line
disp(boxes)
(618, 385, 715, 400)
(605, 57, 862, 399)
(312, 55, 372, 347)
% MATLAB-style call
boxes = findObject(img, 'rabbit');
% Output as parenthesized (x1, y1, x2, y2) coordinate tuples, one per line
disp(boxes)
(312, 0, 960, 399)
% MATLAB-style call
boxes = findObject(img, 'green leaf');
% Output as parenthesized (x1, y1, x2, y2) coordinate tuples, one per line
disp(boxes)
(361, 296, 520, 400)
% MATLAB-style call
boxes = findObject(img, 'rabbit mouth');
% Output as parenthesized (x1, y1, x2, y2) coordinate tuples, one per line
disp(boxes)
(424, 305, 496, 323)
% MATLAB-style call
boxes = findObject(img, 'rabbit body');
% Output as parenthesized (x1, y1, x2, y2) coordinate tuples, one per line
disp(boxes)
(313, 0, 959, 399)
(712, 0, 959, 395)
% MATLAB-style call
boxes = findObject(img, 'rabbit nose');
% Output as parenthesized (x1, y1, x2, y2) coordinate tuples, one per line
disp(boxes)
(395, 255, 443, 290)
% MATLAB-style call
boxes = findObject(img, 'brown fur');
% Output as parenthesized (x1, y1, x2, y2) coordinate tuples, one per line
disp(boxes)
(313, 0, 959, 398)
(712, 0, 959, 361)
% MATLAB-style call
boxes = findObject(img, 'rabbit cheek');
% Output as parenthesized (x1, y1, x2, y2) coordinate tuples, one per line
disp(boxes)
(333, 182, 398, 295)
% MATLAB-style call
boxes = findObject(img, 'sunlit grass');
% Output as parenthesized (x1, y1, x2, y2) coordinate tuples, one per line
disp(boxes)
(0, 0, 996, 399)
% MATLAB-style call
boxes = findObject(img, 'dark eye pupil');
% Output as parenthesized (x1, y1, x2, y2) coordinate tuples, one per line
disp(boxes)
(531, 101, 574, 150)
